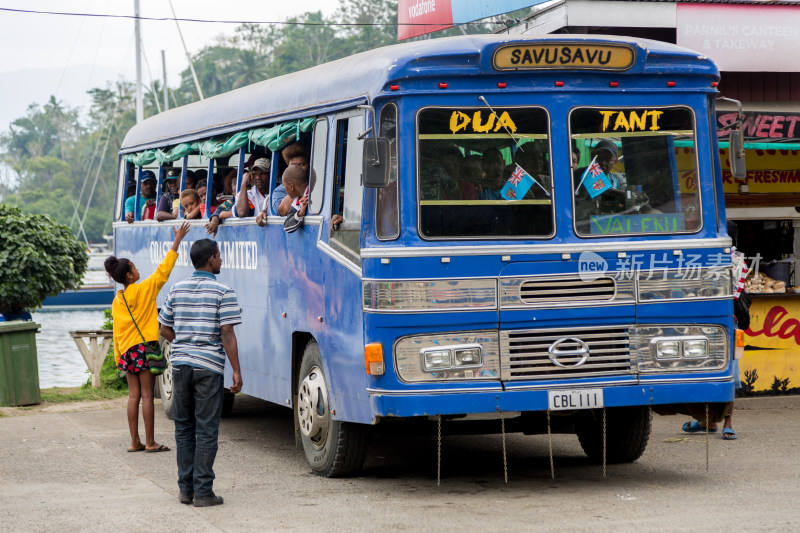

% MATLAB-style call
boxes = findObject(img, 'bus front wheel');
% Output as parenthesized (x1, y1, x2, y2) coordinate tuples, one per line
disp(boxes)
(296, 341, 367, 477)
(575, 406, 650, 464)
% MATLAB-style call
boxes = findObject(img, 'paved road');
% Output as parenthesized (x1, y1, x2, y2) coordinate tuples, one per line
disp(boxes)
(1, 395, 798, 532)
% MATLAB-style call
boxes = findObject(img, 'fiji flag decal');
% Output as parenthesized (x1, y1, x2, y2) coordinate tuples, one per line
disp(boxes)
(501, 164, 535, 200)
(581, 156, 612, 198)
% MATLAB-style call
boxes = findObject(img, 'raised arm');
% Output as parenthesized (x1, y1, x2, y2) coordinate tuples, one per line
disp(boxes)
(236, 171, 251, 218)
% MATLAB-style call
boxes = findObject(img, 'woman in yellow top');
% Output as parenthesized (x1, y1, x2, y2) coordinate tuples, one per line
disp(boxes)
(105, 221, 191, 453)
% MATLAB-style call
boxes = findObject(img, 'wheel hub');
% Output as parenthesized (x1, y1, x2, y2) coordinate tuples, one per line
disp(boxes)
(297, 366, 329, 449)
(159, 342, 172, 400)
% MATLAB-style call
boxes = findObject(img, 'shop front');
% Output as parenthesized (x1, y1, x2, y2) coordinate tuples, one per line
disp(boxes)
(722, 109, 800, 393)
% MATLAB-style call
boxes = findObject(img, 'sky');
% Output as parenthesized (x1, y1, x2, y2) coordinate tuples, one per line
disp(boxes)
(0, 0, 339, 138)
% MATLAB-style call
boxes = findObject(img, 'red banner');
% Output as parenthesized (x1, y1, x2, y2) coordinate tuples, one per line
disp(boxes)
(398, 0, 454, 41)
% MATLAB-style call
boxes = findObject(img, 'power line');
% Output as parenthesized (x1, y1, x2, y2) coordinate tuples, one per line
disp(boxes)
(0, 6, 498, 27)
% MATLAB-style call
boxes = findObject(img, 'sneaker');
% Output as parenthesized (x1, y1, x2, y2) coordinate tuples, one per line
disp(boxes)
(193, 493, 224, 507)
(179, 491, 194, 505)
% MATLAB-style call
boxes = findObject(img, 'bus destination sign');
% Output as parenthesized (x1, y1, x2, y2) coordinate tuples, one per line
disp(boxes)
(493, 43, 635, 71)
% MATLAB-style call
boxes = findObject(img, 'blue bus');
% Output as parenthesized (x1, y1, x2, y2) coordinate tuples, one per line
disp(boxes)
(115, 34, 742, 476)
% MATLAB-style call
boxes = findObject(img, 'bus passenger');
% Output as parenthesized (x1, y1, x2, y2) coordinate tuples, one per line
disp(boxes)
(281, 165, 310, 233)
(185, 169, 198, 192)
(515, 144, 550, 195)
(235, 158, 270, 218)
(196, 179, 218, 218)
(457, 154, 482, 200)
(271, 143, 310, 216)
(592, 139, 625, 189)
(156, 170, 181, 222)
(420, 144, 460, 200)
(204, 198, 235, 236)
(180, 189, 202, 220)
(221, 167, 236, 196)
(124, 170, 157, 223)
(479, 147, 506, 200)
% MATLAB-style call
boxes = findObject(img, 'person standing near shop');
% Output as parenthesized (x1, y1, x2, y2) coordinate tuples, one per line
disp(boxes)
(682, 221, 749, 439)
(158, 239, 243, 507)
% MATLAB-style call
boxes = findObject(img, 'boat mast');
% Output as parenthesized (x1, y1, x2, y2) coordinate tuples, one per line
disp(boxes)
(134, 0, 143, 123)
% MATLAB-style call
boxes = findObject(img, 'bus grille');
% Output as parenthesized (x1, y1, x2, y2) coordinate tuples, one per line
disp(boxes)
(519, 277, 615, 304)
(500, 326, 633, 381)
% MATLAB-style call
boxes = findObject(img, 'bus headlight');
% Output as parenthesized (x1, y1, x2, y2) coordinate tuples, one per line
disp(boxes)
(422, 348, 452, 371)
(635, 326, 726, 372)
(454, 346, 482, 367)
(654, 339, 681, 359)
(395, 332, 499, 382)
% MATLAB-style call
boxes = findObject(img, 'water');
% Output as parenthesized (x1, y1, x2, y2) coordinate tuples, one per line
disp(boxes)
(31, 309, 109, 388)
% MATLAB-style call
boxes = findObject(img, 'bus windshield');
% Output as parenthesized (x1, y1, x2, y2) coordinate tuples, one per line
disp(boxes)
(570, 106, 702, 237)
(417, 106, 554, 239)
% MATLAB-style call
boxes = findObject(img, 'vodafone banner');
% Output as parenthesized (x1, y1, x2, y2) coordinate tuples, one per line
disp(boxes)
(398, 0, 454, 41)
(398, 0, 547, 41)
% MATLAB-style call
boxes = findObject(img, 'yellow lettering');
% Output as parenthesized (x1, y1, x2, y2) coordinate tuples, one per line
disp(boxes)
(629, 110, 647, 131)
(613, 112, 631, 132)
(494, 111, 517, 133)
(648, 110, 663, 131)
(600, 111, 615, 132)
(449, 111, 471, 134)
(472, 111, 495, 133)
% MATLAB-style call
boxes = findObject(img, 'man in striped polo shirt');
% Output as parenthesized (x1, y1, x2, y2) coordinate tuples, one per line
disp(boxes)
(159, 239, 242, 507)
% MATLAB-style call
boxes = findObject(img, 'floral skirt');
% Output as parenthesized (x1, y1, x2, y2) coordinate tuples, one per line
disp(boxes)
(118, 341, 160, 374)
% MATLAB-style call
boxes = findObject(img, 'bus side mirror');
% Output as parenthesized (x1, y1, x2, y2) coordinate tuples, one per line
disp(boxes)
(362, 137, 390, 188)
(729, 129, 747, 181)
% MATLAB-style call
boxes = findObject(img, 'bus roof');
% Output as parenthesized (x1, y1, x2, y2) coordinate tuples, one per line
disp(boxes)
(120, 33, 717, 153)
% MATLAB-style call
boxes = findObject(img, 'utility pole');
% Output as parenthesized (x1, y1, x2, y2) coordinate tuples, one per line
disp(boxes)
(162, 50, 169, 111)
(134, 0, 143, 123)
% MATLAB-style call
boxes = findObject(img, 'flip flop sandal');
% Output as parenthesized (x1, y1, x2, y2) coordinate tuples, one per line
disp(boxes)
(723, 428, 737, 440)
(682, 420, 718, 433)
(127, 446, 146, 453)
(145, 444, 171, 453)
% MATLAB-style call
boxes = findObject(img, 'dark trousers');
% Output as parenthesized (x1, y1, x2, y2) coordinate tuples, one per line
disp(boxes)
(172, 365, 224, 498)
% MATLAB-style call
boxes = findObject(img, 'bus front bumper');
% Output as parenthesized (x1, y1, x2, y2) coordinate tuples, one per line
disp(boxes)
(367, 379, 734, 418)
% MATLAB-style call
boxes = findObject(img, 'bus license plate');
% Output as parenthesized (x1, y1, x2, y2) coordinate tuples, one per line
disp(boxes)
(548, 389, 604, 411)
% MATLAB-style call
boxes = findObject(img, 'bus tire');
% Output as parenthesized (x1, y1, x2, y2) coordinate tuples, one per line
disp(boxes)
(575, 406, 650, 464)
(157, 337, 175, 420)
(297, 340, 367, 477)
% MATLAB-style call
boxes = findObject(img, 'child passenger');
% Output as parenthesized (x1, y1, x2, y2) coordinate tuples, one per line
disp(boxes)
(180, 189, 202, 220)
(281, 165, 310, 233)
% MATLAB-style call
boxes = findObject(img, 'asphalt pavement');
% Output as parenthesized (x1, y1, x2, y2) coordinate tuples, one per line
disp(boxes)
(1, 395, 798, 532)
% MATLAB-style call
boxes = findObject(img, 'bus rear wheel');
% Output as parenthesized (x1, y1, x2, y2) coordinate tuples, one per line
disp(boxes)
(157, 337, 174, 420)
(575, 406, 650, 464)
(296, 341, 367, 477)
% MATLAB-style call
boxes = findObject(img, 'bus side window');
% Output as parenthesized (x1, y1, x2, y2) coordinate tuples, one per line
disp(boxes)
(116, 160, 133, 222)
(376, 103, 398, 240)
(330, 113, 364, 259)
(308, 119, 327, 215)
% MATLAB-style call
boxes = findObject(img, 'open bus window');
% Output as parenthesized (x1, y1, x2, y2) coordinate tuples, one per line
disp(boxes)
(376, 103, 399, 240)
(308, 119, 327, 215)
(417, 106, 554, 239)
(570, 106, 702, 237)
(329, 113, 364, 262)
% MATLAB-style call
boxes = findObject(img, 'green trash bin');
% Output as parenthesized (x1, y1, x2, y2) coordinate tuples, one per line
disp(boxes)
(0, 321, 41, 407)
